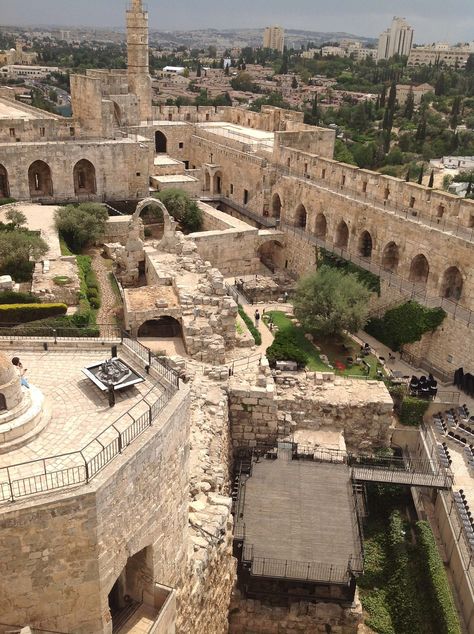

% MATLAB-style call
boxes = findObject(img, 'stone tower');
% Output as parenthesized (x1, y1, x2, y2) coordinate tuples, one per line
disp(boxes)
(126, 0, 153, 121)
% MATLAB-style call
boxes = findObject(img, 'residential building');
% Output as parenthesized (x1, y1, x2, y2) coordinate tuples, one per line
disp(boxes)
(0, 64, 59, 80)
(408, 42, 474, 68)
(396, 83, 434, 105)
(377, 16, 414, 60)
(263, 26, 285, 53)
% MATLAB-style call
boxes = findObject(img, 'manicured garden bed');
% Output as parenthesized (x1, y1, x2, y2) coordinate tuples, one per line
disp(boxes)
(265, 310, 382, 377)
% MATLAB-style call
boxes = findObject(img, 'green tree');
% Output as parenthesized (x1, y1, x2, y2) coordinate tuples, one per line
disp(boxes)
(5, 209, 27, 229)
(0, 230, 48, 282)
(154, 188, 203, 233)
(435, 73, 446, 96)
(387, 81, 397, 110)
(54, 203, 109, 253)
(291, 75, 298, 89)
(404, 88, 415, 120)
(230, 72, 257, 92)
(293, 266, 371, 338)
(428, 170, 434, 188)
(196, 62, 202, 78)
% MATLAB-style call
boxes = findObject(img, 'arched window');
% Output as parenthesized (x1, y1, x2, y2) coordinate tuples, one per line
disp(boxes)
(441, 266, 463, 301)
(409, 254, 430, 285)
(28, 160, 53, 198)
(381, 242, 399, 272)
(73, 159, 97, 195)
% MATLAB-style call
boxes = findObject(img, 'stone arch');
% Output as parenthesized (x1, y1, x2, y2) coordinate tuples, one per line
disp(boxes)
(314, 213, 327, 239)
(28, 160, 53, 198)
(0, 164, 10, 198)
(133, 197, 169, 223)
(381, 241, 399, 272)
(358, 230, 373, 258)
(272, 193, 282, 219)
(335, 220, 349, 248)
(257, 239, 285, 272)
(409, 254, 430, 284)
(295, 204, 307, 229)
(73, 159, 97, 195)
(112, 101, 122, 127)
(155, 130, 167, 153)
(0, 393, 5, 411)
(441, 266, 463, 301)
(137, 316, 182, 338)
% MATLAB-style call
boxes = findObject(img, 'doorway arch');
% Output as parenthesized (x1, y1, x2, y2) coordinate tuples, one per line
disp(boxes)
(0, 164, 10, 198)
(271, 193, 282, 219)
(314, 213, 327, 239)
(28, 160, 53, 198)
(138, 317, 182, 338)
(441, 266, 463, 300)
(358, 230, 373, 258)
(73, 159, 97, 195)
(155, 130, 167, 153)
(335, 220, 349, 248)
(409, 254, 430, 285)
(381, 242, 399, 272)
(213, 171, 223, 195)
(295, 204, 307, 229)
(257, 240, 285, 272)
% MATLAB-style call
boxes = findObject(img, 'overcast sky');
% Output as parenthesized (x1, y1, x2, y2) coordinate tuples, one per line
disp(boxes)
(1, 0, 473, 43)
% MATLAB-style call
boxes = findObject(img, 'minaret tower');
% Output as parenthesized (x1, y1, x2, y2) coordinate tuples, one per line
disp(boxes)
(126, 0, 152, 121)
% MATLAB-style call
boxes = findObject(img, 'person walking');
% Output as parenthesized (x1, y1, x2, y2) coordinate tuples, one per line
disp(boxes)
(254, 309, 261, 328)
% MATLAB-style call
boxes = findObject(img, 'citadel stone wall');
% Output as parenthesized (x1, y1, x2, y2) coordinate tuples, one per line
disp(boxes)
(0, 388, 191, 634)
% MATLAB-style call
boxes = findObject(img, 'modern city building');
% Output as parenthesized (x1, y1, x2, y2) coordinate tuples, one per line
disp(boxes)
(263, 26, 285, 53)
(377, 16, 414, 60)
(408, 42, 474, 68)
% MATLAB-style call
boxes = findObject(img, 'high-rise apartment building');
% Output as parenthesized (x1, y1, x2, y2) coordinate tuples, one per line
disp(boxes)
(263, 26, 285, 53)
(377, 16, 414, 61)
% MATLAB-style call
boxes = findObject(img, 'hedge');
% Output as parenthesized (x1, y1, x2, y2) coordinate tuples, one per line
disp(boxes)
(366, 301, 446, 351)
(266, 330, 308, 367)
(238, 305, 262, 345)
(416, 521, 462, 634)
(0, 198, 16, 207)
(0, 290, 38, 305)
(399, 396, 430, 426)
(0, 303, 67, 324)
(76, 255, 100, 318)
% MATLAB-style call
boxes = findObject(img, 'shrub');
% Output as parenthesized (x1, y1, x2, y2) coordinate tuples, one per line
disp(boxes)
(154, 188, 203, 233)
(0, 198, 16, 206)
(238, 305, 262, 345)
(366, 301, 446, 351)
(72, 299, 92, 327)
(55, 203, 109, 253)
(0, 303, 67, 324)
(399, 396, 430, 426)
(0, 291, 37, 305)
(416, 521, 462, 634)
(266, 330, 308, 367)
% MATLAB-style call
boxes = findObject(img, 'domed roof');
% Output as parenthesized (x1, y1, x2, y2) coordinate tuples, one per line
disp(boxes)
(0, 351, 16, 386)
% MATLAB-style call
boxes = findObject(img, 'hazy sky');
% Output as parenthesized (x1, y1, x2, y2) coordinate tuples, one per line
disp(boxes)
(1, 0, 473, 43)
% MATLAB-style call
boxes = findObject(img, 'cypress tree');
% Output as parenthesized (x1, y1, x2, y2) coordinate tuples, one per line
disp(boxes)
(428, 170, 434, 188)
(418, 165, 424, 185)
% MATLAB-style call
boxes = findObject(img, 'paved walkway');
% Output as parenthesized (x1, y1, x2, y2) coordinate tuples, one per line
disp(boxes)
(89, 248, 121, 330)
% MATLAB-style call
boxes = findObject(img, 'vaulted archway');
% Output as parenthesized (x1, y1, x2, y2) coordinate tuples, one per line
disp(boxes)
(409, 254, 430, 285)
(335, 220, 349, 248)
(138, 317, 182, 338)
(358, 230, 373, 258)
(73, 159, 97, 195)
(314, 213, 327, 239)
(381, 241, 399, 272)
(441, 266, 463, 301)
(155, 130, 167, 153)
(28, 160, 53, 198)
(0, 164, 10, 199)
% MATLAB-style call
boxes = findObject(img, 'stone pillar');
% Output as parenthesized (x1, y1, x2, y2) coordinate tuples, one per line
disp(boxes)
(126, 0, 152, 122)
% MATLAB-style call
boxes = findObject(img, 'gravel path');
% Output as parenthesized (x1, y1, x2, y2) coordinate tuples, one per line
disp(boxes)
(89, 248, 121, 331)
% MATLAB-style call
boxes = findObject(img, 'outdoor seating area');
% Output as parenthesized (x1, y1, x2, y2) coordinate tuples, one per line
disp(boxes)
(454, 489, 474, 549)
(409, 374, 438, 399)
(433, 406, 474, 453)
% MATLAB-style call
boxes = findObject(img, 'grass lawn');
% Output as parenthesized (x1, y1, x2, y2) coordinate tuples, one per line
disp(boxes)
(266, 311, 383, 378)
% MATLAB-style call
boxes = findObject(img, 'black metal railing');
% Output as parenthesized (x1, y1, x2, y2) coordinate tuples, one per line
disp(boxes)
(0, 380, 178, 503)
(121, 332, 180, 389)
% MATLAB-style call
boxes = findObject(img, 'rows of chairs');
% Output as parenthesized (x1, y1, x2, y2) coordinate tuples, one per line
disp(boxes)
(464, 445, 474, 470)
(454, 490, 474, 549)
(437, 442, 452, 468)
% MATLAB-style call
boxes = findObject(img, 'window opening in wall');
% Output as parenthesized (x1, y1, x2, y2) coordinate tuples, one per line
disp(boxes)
(9, 128, 15, 137)
(206, 113, 210, 121)
(341, 175, 346, 187)
(304, 163, 308, 175)
(437, 204, 445, 218)
(179, 142, 184, 149)
(78, 171, 85, 189)
(70, 127, 75, 136)
(230, 184, 234, 195)
(362, 181, 367, 193)
(0, 393, 6, 411)
(184, 161, 189, 170)
(40, 127, 45, 137)
(186, 113, 191, 121)
(409, 196, 415, 208)
(247, 119, 251, 126)
(322, 169, 326, 179)
(287, 158, 291, 169)
(243, 189, 249, 205)
(469, 215, 474, 228)
(34, 174, 40, 190)
(384, 187, 390, 200)
(168, 113, 173, 121)
(136, 172, 141, 177)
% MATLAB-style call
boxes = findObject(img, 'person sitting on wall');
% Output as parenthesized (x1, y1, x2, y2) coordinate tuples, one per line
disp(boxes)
(12, 357, 29, 388)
